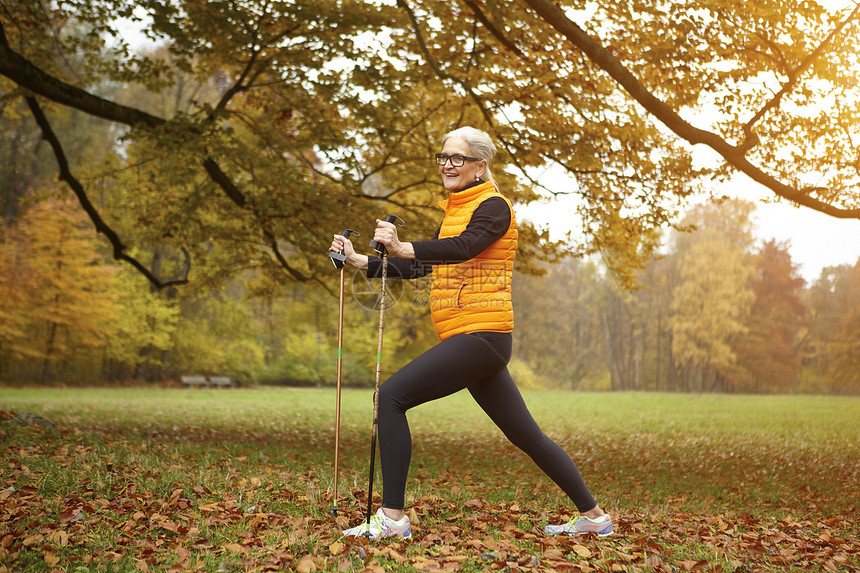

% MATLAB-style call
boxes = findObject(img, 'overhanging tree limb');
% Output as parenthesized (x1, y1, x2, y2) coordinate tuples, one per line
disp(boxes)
(742, 2, 860, 135)
(0, 20, 310, 282)
(24, 95, 190, 289)
(521, 0, 860, 219)
(0, 22, 163, 127)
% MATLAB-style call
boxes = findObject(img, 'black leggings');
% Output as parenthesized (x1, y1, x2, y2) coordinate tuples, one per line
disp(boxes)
(377, 331, 597, 512)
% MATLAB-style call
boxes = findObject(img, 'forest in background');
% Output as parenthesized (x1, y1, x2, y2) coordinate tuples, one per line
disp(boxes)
(2, 184, 858, 393)
(2, 1, 859, 394)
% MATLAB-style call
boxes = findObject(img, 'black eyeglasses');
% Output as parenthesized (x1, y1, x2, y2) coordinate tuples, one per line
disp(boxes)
(435, 153, 480, 167)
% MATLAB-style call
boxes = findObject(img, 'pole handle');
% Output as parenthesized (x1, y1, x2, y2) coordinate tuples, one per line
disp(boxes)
(329, 229, 359, 269)
(369, 215, 404, 256)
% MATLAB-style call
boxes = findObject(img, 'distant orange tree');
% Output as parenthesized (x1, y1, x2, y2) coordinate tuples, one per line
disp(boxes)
(730, 241, 808, 392)
(0, 192, 119, 382)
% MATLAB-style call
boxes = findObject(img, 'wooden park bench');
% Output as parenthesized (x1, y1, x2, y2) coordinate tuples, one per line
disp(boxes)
(209, 376, 234, 389)
(181, 375, 208, 389)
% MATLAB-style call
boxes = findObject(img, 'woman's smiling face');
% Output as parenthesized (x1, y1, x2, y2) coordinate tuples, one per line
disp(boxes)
(438, 137, 486, 192)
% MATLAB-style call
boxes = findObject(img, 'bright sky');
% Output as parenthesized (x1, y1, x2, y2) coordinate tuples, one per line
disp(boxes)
(726, 178, 860, 283)
(520, 164, 860, 284)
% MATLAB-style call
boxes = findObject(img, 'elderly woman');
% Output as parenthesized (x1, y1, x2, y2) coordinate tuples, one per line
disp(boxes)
(331, 126, 612, 539)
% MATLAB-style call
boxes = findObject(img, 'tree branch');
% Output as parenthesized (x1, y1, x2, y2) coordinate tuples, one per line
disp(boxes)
(24, 96, 190, 289)
(202, 159, 247, 207)
(394, 0, 500, 135)
(1, 20, 312, 280)
(463, 0, 526, 58)
(0, 22, 162, 128)
(396, 0, 548, 193)
(742, 2, 860, 136)
(209, 45, 270, 120)
(265, 234, 312, 282)
(521, 0, 860, 219)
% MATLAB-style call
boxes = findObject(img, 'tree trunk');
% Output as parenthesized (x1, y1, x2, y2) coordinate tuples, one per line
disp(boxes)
(41, 321, 58, 383)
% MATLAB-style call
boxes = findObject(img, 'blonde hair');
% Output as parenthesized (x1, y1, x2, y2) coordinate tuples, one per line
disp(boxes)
(442, 126, 497, 183)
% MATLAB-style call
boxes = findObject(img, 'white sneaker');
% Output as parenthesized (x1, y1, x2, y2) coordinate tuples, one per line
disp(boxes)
(544, 514, 613, 537)
(342, 508, 412, 539)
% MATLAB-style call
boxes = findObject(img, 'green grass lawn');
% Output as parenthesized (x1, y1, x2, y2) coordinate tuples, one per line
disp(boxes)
(1, 387, 858, 572)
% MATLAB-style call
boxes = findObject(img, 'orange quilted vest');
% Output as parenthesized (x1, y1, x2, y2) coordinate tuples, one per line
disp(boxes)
(429, 181, 518, 341)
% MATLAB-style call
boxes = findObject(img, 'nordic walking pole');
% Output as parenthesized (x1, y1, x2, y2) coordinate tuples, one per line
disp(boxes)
(364, 214, 403, 528)
(328, 228, 359, 518)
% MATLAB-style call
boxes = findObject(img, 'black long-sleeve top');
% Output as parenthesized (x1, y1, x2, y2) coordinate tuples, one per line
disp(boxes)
(367, 187, 511, 280)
